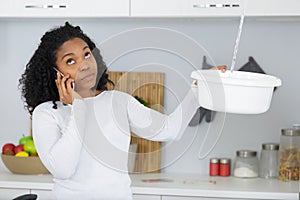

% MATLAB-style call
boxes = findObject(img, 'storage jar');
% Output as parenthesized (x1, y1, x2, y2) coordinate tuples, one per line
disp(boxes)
(259, 143, 279, 178)
(233, 150, 258, 178)
(278, 128, 300, 181)
(219, 158, 231, 176)
(209, 158, 219, 176)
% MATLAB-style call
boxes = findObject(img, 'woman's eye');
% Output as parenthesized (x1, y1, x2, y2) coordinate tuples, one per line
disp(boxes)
(66, 59, 75, 65)
(85, 52, 91, 59)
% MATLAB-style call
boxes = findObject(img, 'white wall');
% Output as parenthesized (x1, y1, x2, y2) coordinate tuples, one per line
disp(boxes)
(0, 18, 299, 174)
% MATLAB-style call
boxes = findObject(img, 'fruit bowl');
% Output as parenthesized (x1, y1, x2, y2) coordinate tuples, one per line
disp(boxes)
(1, 154, 49, 174)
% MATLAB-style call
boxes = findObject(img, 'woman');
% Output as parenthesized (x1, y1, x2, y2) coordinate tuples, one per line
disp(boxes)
(19, 22, 225, 200)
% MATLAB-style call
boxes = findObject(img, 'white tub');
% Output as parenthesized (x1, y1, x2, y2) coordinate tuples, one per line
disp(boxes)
(191, 70, 282, 114)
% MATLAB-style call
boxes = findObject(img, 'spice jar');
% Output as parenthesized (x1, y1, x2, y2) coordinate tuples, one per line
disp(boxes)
(209, 158, 219, 176)
(233, 150, 258, 178)
(259, 143, 279, 178)
(219, 158, 231, 176)
(278, 128, 300, 181)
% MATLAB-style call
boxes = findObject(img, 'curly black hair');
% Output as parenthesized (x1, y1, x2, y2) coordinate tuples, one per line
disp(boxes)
(19, 22, 113, 115)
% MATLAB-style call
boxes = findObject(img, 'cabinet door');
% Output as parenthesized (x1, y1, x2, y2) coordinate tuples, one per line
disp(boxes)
(0, 0, 129, 18)
(131, 0, 243, 17)
(30, 189, 55, 200)
(0, 188, 30, 200)
(245, 0, 300, 16)
(163, 196, 250, 200)
(133, 194, 161, 200)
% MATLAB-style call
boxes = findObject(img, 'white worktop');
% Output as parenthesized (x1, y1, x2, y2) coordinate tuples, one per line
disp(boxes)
(131, 173, 299, 199)
(0, 169, 52, 190)
(0, 169, 299, 199)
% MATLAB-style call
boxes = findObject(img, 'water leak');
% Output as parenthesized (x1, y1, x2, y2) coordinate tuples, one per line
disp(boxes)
(230, 0, 247, 72)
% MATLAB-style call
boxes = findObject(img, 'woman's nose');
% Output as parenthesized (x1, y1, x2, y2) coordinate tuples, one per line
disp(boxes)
(79, 61, 89, 71)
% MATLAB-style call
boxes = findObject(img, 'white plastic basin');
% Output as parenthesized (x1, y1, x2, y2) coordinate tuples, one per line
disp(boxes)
(191, 70, 282, 114)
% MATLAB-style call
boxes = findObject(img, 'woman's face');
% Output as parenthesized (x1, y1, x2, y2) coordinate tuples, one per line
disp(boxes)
(55, 37, 98, 92)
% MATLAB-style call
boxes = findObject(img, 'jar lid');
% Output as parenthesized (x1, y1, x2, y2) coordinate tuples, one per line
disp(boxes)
(281, 128, 300, 136)
(236, 150, 257, 157)
(210, 158, 219, 163)
(293, 124, 300, 130)
(220, 158, 231, 164)
(262, 143, 279, 150)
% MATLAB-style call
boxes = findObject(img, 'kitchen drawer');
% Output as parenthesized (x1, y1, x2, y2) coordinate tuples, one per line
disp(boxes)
(0, 188, 30, 200)
(30, 189, 55, 199)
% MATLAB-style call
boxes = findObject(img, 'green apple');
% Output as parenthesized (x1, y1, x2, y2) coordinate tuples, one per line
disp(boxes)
(19, 135, 33, 145)
(24, 140, 37, 155)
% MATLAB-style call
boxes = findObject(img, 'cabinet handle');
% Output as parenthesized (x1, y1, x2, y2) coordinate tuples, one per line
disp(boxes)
(25, 4, 68, 9)
(193, 4, 240, 8)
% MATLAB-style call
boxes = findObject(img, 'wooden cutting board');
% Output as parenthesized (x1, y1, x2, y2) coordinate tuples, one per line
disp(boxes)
(107, 71, 164, 173)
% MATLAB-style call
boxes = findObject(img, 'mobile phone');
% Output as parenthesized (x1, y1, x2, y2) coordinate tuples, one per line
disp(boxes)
(53, 67, 64, 77)
(53, 67, 75, 89)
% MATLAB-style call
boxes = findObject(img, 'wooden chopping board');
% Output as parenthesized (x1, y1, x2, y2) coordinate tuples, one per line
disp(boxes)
(107, 71, 164, 173)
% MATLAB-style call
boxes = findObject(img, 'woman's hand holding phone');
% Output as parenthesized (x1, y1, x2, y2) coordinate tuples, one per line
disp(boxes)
(55, 72, 79, 104)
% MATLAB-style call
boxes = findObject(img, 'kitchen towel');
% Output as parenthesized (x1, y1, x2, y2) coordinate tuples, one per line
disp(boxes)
(238, 56, 265, 74)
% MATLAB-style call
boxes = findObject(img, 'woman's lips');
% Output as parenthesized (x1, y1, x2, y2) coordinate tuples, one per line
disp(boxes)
(81, 73, 95, 82)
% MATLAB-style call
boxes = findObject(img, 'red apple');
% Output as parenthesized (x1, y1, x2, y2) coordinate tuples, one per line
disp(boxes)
(14, 144, 24, 154)
(2, 143, 15, 154)
(3, 149, 14, 155)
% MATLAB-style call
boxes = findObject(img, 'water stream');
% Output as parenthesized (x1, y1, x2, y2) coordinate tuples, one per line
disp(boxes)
(230, 0, 247, 72)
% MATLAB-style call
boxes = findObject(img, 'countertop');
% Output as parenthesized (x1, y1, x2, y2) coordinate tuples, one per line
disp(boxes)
(131, 173, 299, 199)
(0, 169, 299, 199)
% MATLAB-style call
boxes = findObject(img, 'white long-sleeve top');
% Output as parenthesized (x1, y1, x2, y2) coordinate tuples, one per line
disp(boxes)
(32, 88, 199, 200)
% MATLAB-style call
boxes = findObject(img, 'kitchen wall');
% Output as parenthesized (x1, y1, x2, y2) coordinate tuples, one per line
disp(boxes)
(0, 18, 299, 174)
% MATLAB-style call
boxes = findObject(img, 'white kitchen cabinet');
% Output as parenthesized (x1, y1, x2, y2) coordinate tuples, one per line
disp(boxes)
(131, 0, 244, 17)
(30, 189, 55, 200)
(0, 0, 129, 18)
(162, 197, 251, 200)
(0, 0, 299, 18)
(133, 194, 162, 200)
(0, 188, 30, 200)
(245, 0, 300, 17)
(131, 0, 300, 18)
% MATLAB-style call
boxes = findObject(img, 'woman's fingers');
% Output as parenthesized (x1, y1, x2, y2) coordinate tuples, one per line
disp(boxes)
(211, 65, 227, 72)
(217, 65, 227, 72)
(60, 74, 70, 96)
(55, 73, 74, 104)
(66, 78, 74, 93)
